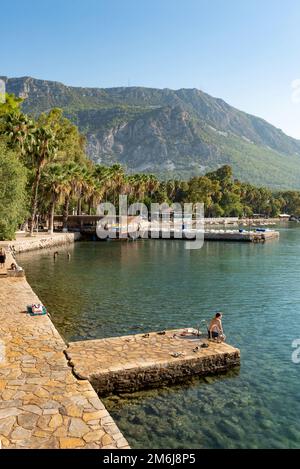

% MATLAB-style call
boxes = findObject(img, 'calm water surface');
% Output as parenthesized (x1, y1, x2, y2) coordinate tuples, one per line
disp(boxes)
(18, 226, 300, 448)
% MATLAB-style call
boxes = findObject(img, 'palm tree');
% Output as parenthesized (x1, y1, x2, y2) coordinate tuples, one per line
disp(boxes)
(108, 164, 126, 205)
(147, 174, 160, 198)
(3, 112, 36, 156)
(40, 164, 69, 234)
(61, 162, 82, 231)
(81, 170, 96, 215)
(29, 126, 57, 234)
(87, 179, 104, 214)
(3, 112, 58, 235)
(129, 174, 149, 201)
(76, 166, 91, 215)
(93, 165, 114, 202)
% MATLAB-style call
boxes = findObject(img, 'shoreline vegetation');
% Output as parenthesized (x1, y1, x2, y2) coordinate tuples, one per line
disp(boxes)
(1, 93, 300, 242)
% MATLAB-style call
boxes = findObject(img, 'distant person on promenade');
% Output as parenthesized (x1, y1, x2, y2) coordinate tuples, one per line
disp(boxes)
(208, 312, 226, 342)
(0, 249, 6, 269)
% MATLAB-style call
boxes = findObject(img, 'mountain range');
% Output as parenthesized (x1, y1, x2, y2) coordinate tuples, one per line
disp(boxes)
(2, 75, 300, 189)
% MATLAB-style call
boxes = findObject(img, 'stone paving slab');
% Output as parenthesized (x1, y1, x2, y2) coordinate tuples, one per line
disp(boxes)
(67, 331, 240, 395)
(0, 253, 129, 449)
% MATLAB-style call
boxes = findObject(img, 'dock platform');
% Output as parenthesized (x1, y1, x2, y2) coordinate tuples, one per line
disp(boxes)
(96, 229, 280, 243)
(66, 330, 240, 395)
(203, 230, 279, 242)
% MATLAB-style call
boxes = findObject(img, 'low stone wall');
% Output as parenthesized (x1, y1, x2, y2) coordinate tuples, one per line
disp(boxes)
(89, 352, 240, 395)
(7, 233, 81, 254)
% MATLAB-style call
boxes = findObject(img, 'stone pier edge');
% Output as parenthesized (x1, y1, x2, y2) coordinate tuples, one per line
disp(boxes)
(0, 235, 130, 449)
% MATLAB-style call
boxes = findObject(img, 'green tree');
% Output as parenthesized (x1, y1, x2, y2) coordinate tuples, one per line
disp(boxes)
(185, 176, 221, 216)
(38, 108, 87, 164)
(0, 141, 27, 240)
(61, 162, 83, 231)
(206, 165, 233, 187)
(28, 125, 58, 234)
(0, 93, 23, 119)
(40, 164, 70, 234)
(279, 191, 300, 216)
(1, 108, 58, 234)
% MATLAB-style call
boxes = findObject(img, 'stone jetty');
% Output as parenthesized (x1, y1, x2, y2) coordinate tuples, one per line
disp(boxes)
(66, 331, 240, 395)
(203, 230, 279, 242)
(0, 251, 129, 449)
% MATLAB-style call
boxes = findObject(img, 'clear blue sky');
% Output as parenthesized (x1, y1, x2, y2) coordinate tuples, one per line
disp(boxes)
(2, 0, 300, 138)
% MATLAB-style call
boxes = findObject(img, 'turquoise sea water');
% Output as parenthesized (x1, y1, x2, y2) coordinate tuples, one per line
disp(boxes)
(18, 226, 300, 448)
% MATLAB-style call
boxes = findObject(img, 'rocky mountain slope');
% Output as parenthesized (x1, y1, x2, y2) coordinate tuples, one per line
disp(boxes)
(2, 76, 300, 188)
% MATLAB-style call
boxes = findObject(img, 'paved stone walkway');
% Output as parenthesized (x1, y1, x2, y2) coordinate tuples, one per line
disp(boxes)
(67, 331, 240, 395)
(0, 253, 129, 449)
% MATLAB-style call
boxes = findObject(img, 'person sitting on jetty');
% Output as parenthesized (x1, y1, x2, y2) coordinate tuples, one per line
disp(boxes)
(208, 312, 226, 342)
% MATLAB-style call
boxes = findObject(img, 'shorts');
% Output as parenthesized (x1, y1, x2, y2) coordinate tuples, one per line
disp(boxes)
(208, 331, 219, 339)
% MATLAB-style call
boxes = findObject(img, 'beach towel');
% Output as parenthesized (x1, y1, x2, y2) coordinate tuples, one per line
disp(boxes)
(27, 304, 47, 316)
